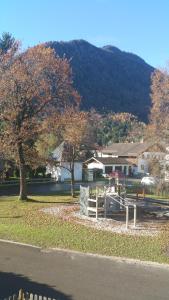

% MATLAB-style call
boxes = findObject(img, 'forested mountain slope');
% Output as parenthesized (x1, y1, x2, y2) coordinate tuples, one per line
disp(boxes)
(47, 39, 154, 121)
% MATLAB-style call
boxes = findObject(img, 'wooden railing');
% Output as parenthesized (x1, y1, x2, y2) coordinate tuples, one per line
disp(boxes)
(2, 289, 57, 300)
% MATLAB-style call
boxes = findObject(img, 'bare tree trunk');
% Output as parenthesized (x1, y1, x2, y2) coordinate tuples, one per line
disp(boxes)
(18, 143, 27, 201)
(71, 167, 75, 198)
(70, 148, 75, 198)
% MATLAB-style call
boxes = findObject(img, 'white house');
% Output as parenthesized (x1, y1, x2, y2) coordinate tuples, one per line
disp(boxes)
(93, 142, 166, 176)
(84, 157, 132, 176)
(46, 142, 83, 182)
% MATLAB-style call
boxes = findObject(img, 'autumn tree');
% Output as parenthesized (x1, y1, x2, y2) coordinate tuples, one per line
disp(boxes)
(36, 133, 59, 160)
(148, 68, 169, 142)
(42, 107, 95, 197)
(148, 158, 163, 177)
(0, 43, 78, 200)
(97, 112, 145, 146)
(62, 109, 96, 197)
(0, 32, 17, 54)
(0, 156, 11, 183)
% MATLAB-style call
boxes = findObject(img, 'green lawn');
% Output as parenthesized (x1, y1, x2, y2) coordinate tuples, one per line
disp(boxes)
(0, 194, 169, 263)
(127, 192, 169, 201)
(145, 194, 169, 200)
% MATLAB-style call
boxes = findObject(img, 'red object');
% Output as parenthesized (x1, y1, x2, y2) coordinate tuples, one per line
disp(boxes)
(108, 171, 125, 178)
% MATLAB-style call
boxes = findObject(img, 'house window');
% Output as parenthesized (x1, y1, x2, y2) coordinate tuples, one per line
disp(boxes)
(105, 166, 112, 174)
(141, 164, 144, 170)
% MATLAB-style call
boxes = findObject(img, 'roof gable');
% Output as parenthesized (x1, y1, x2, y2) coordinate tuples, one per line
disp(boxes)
(100, 142, 165, 157)
(84, 157, 103, 165)
(84, 157, 131, 165)
(52, 141, 85, 162)
(52, 142, 65, 161)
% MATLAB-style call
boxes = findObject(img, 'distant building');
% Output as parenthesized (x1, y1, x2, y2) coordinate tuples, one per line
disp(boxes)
(46, 142, 83, 182)
(84, 157, 132, 176)
(85, 142, 166, 177)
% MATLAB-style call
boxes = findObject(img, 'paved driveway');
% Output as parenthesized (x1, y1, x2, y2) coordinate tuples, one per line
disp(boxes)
(0, 242, 169, 300)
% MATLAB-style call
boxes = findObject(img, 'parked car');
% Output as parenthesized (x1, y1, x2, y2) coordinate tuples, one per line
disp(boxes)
(141, 176, 158, 186)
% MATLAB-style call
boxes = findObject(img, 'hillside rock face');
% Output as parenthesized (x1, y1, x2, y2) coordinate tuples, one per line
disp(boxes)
(47, 39, 154, 121)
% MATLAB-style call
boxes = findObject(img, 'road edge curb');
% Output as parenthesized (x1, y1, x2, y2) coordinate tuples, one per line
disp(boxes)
(48, 247, 169, 269)
(0, 239, 169, 270)
(0, 239, 41, 249)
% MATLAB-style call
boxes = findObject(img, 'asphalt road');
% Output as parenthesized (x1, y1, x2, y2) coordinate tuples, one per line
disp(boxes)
(0, 181, 101, 196)
(0, 242, 169, 300)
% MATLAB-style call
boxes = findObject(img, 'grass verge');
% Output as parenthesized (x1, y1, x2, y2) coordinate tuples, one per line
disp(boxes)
(0, 194, 169, 263)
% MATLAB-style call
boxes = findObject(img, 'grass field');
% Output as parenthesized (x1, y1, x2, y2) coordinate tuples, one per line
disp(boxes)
(0, 194, 169, 263)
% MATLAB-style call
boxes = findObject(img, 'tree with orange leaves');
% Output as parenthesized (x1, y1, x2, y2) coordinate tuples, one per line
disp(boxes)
(0, 43, 79, 200)
(148, 68, 169, 142)
(40, 107, 96, 197)
(61, 109, 96, 197)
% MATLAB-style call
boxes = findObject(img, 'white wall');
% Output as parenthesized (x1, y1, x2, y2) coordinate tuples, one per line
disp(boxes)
(46, 162, 82, 182)
(87, 161, 104, 170)
(137, 158, 149, 173)
(94, 150, 166, 175)
(142, 151, 165, 160)
(46, 165, 59, 179)
(96, 151, 118, 158)
(137, 151, 166, 174)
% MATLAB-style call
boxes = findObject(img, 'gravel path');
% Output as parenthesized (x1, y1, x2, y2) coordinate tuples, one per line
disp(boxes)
(42, 204, 160, 236)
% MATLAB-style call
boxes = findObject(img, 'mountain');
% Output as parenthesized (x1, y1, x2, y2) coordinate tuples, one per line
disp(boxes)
(47, 39, 154, 121)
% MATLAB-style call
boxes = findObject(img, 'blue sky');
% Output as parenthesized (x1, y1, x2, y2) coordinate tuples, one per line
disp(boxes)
(0, 0, 169, 67)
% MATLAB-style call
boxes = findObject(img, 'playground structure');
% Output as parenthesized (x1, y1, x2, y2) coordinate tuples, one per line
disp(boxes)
(80, 182, 137, 230)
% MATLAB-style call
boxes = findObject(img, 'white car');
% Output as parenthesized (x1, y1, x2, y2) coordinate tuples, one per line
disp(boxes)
(141, 176, 157, 186)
